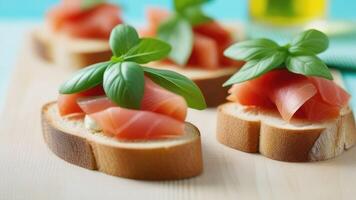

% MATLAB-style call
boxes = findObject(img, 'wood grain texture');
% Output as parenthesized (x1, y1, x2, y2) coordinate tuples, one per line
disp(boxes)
(2, 33, 356, 200)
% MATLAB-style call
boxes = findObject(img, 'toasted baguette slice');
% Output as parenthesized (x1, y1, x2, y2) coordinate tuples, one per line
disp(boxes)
(33, 25, 111, 68)
(217, 102, 356, 162)
(148, 63, 242, 107)
(41, 102, 203, 180)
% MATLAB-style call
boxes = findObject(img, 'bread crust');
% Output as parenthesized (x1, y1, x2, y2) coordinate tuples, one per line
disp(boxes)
(193, 73, 236, 107)
(42, 102, 203, 180)
(32, 27, 112, 68)
(216, 103, 356, 162)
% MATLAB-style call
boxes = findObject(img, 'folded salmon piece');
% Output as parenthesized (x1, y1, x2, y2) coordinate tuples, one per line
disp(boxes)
(58, 77, 188, 139)
(58, 85, 105, 116)
(48, 1, 122, 39)
(74, 77, 187, 121)
(89, 107, 185, 140)
(228, 69, 350, 122)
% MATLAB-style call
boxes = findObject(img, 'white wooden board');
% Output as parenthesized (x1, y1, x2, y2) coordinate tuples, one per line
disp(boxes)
(1, 34, 356, 200)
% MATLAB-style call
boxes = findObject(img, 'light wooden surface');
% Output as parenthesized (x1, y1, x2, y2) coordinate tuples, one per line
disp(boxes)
(1, 36, 356, 200)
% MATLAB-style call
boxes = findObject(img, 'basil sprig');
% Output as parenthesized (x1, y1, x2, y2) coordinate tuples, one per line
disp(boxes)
(157, 0, 212, 65)
(60, 24, 206, 110)
(223, 29, 332, 86)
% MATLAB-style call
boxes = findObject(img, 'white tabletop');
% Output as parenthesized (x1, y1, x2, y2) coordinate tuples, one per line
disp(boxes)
(1, 22, 356, 200)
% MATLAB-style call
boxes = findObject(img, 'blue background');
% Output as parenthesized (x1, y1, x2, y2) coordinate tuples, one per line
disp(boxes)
(0, 0, 355, 21)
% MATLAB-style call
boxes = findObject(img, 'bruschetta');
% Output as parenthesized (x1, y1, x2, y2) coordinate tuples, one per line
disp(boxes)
(41, 24, 206, 179)
(33, 0, 122, 68)
(216, 29, 356, 162)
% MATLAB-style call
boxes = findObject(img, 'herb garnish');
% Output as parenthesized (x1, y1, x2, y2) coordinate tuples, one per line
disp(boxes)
(223, 29, 332, 86)
(81, 0, 106, 10)
(60, 24, 206, 110)
(157, 0, 212, 65)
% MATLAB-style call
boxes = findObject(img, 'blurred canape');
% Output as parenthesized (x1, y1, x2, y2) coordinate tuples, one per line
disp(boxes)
(33, 0, 123, 68)
(140, 1, 245, 107)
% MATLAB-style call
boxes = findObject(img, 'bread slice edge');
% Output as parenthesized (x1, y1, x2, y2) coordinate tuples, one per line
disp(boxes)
(32, 25, 112, 68)
(216, 102, 356, 162)
(41, 102, 203, 180)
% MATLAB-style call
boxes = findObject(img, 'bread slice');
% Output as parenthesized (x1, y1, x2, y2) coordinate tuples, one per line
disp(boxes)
(41, 102, 203, 180)
(216, 102, 356, 162)
(33, 25, 112, 68)
(147, 63, 242, 107)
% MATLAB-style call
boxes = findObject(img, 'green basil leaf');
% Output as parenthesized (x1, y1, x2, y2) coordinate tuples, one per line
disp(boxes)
(143, 67, 206, 110)
(59, 61, 110, 94)
(223, 50, 287, 86)
(286, 55, 333, 80)
(157, 16, 193, 65)
(122, 38, 171, 64)
(287, 48, 316, 56)
(174, 0, 211, 12)
(103, 62, 145, 109)
(290, 29, 329, 54)
(224, 38, 280, 61)
(109, 24, 140, 57)
(81, 0, 105, 10)
(181, 6, 212, 25)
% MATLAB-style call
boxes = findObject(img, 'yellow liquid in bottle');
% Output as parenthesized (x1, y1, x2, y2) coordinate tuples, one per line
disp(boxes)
(249, 0, 327, 26)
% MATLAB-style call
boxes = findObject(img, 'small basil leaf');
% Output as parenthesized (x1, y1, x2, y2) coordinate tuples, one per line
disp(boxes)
(143, 67, 206, 110)
(59, 61, 110, 94)
(181, 6, 212, 25)
(174, 0, 211, 12)
(81, 0, 105, 10)
(109, 24, 140, 57)
(103, 62, 145, 109)
(223, 50, 287, 86)
(286, 55, 333, 80)
(157, 16, 193, 65)
(122, 38, 171, 64)
(290, 29, 329, 54)
(224, 38, 280, 61)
